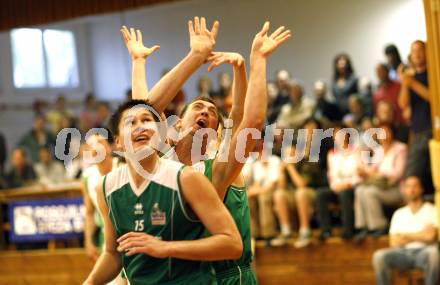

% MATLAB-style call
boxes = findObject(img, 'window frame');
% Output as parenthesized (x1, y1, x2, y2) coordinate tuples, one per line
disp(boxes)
(10, 24, 82, 93)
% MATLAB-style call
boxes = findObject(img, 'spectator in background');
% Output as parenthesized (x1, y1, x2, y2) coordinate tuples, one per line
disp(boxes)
(5, 148, 36, 188)
(312, 80, 342, 127)
(60, 114, 81, 161)
(374, 63, 403, 123)
(46, 95, 73, 133)
(316, 125, 362, 240)
(211, 72, 232, 115)
(32, 99, 46, 117)
(354, 124, 407, 241)
(358, 77, 374, 117)
(0, 132, 6, 189)
(34, 147, 65, 185)
(248, 141, 281, 240)
(398, 40, 433, 194)
(332, 53, 358, 115)
(342, 95, 366, 129)
(277, 81, 315, 130)
(375, 101, 409, 143)
(94, 101, 111, 129)
(384, 44, 403, 81)
(272, 119, 327, 248)
(79, 93, 97, 133)
(0, 132, 6, 177)
(197, 75, 213, 98)
(372, 176, 438, 285)
(267, 70, 291, 124)
(17, 115, 55, 162)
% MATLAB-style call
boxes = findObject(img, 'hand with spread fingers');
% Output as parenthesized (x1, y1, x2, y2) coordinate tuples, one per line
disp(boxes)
(117, 231, 168, 258)
(251, 22, 292, 58)
(120, 26, 160, 61)
(206, 52, 245, 72)
(188, 16, 220, 58)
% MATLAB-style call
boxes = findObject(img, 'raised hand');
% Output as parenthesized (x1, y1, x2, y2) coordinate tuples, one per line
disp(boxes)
(120, 26, 160, 60)
(251, 22, 291, 58)
(206, 52, 244, 72)
(188, 16, 219, 58)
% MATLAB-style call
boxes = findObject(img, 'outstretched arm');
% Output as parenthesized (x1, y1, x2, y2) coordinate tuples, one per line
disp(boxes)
(212, 22, 291, 199)
(116, 169, 242, 261)
(120, 26, 160, 100)
(207, 52, 247, 134)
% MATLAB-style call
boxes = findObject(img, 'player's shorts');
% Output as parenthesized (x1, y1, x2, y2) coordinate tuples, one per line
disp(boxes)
(216, 264, 258, 285)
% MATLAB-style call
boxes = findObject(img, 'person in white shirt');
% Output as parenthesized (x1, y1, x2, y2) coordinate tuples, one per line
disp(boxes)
(34, 147, 65, 185)
(372, 176, 439, 285)
(316, 124, 363, 240)
(247, 141, 282, 240)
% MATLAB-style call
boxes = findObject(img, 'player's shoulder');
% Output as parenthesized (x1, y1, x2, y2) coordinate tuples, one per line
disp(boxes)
(103, 164, 129, 195)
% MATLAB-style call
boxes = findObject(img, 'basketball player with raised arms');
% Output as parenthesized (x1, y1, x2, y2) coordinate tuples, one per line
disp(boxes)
(83, 99, 243, 285)
(121, 17, 291, 284)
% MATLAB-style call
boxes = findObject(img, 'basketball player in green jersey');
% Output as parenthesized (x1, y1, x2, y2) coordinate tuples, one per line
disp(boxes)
(122, 17, 291, 284)
(83, 100, 243, 285)
(81, 133, 117, 260)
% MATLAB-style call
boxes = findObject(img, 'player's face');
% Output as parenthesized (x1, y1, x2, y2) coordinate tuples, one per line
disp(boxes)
(117, 108, 158, 153)
(181, 100, 219, 133)
(87, 134, 112, 158)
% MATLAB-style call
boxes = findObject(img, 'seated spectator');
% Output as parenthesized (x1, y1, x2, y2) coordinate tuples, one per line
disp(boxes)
(272, 122, 327, 247)
(247, 141, 281, 240)
(372, 176, 438, 285)
(197, 75, 214, 98)
(277, 81, 315, 130)
(46, 95, 74, 133)
(331, 53, 358, 115)
(354, 124, 407, 241)
(398, 40, 433, 194)
(374, 63, 403, 123)
(17, 115, 55, 162)
(375, 100, 409, 143)
(5, 148, 36, 188)
(0, 132, 6, 177)
(358, 77, 374, 117)
(95, 101, 111, 129)
(267, 70, 291, 124)
(312, 80, 343, 127)
(316, 124, 362, 240)
(384, 44, 403, 82)
(79, 93, 97, 133)
(342, 95, 366, 129)
(34, 147, 66, 185)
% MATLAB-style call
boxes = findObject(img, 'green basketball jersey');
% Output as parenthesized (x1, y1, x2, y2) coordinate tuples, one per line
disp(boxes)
(103, 158, 215, 285)
(192, 159, 253, 271)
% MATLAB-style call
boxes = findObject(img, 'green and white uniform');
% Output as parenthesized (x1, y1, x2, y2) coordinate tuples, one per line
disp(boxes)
(103, 158, 215, 285)
(193, 159, 258, 285)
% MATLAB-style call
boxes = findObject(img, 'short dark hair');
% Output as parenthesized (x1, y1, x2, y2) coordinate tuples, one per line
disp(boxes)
(180, 96, 224, 129)
(109, 99, 161, 137)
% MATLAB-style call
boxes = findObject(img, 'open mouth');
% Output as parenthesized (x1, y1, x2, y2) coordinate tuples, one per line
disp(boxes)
(133, 133, 150, 143)
(196, 118, 207, 128)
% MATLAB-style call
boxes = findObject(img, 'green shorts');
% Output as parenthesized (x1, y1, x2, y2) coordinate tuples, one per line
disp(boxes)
(216, 264, 258, 285)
